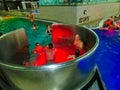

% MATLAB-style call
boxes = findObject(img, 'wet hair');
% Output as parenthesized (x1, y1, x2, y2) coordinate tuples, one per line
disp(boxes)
(33, 23, 36, 26)
(110, 16, 113, 18)
(75, 49, 80, 58)
(35, 43, 39, 46)
(48, 43, 53, 49)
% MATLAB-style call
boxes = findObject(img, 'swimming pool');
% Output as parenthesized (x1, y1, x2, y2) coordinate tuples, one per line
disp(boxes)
(0, 17, 52, 54)
(0, 18, 99, 90)
(93, 29, 120, 90)
(1, 17, 120, 90)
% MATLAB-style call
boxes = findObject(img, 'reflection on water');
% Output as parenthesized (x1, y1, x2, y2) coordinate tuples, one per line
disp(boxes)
(9, 45, 30, 65)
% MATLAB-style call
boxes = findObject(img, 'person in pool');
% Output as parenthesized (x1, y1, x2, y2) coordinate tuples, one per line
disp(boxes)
(46, 25, 52, 35)
(32, 43, 46, 66)
(73, 34, 86, 55)
(73, 34, 84, 50)
(45, 43, 56, 64)
(32, 23, 37, 30)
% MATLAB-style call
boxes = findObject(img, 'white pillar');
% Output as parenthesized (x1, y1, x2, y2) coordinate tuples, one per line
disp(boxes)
(17, 6, 20, 10)
(21, 1, 27, 10)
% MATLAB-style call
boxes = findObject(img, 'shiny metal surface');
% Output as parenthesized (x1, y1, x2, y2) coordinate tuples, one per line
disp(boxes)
(0, 25, 99, 90)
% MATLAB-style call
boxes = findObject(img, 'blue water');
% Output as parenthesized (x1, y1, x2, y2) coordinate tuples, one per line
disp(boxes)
(93, 29, 120, 90)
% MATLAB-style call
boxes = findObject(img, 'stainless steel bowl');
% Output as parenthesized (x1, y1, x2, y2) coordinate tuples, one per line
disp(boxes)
(0, 25, 99, 90)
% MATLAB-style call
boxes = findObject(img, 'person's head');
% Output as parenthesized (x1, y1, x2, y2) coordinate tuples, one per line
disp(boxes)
(35, 43, 40, 46)
(33, 23, 37, 30)
(33, 23, 36, 27)
(47, 25, 51, 30)
(110, 16, 113, 19)
(48, 43, 53, 49)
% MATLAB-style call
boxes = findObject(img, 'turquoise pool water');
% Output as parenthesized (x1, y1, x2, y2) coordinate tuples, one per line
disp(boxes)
(0, 17, 52, 54)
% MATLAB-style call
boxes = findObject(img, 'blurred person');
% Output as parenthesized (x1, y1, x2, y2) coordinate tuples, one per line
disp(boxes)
(32, 23, 37, 30)
(74, 34, 84, 50)
(46, 25, 52, 35)
(45, 43, 56, 64)
(73, 34, 86, 55)
(32, 43, 46, 66)
(33, 43, 43, 54)
(29, 12, 34, 22)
